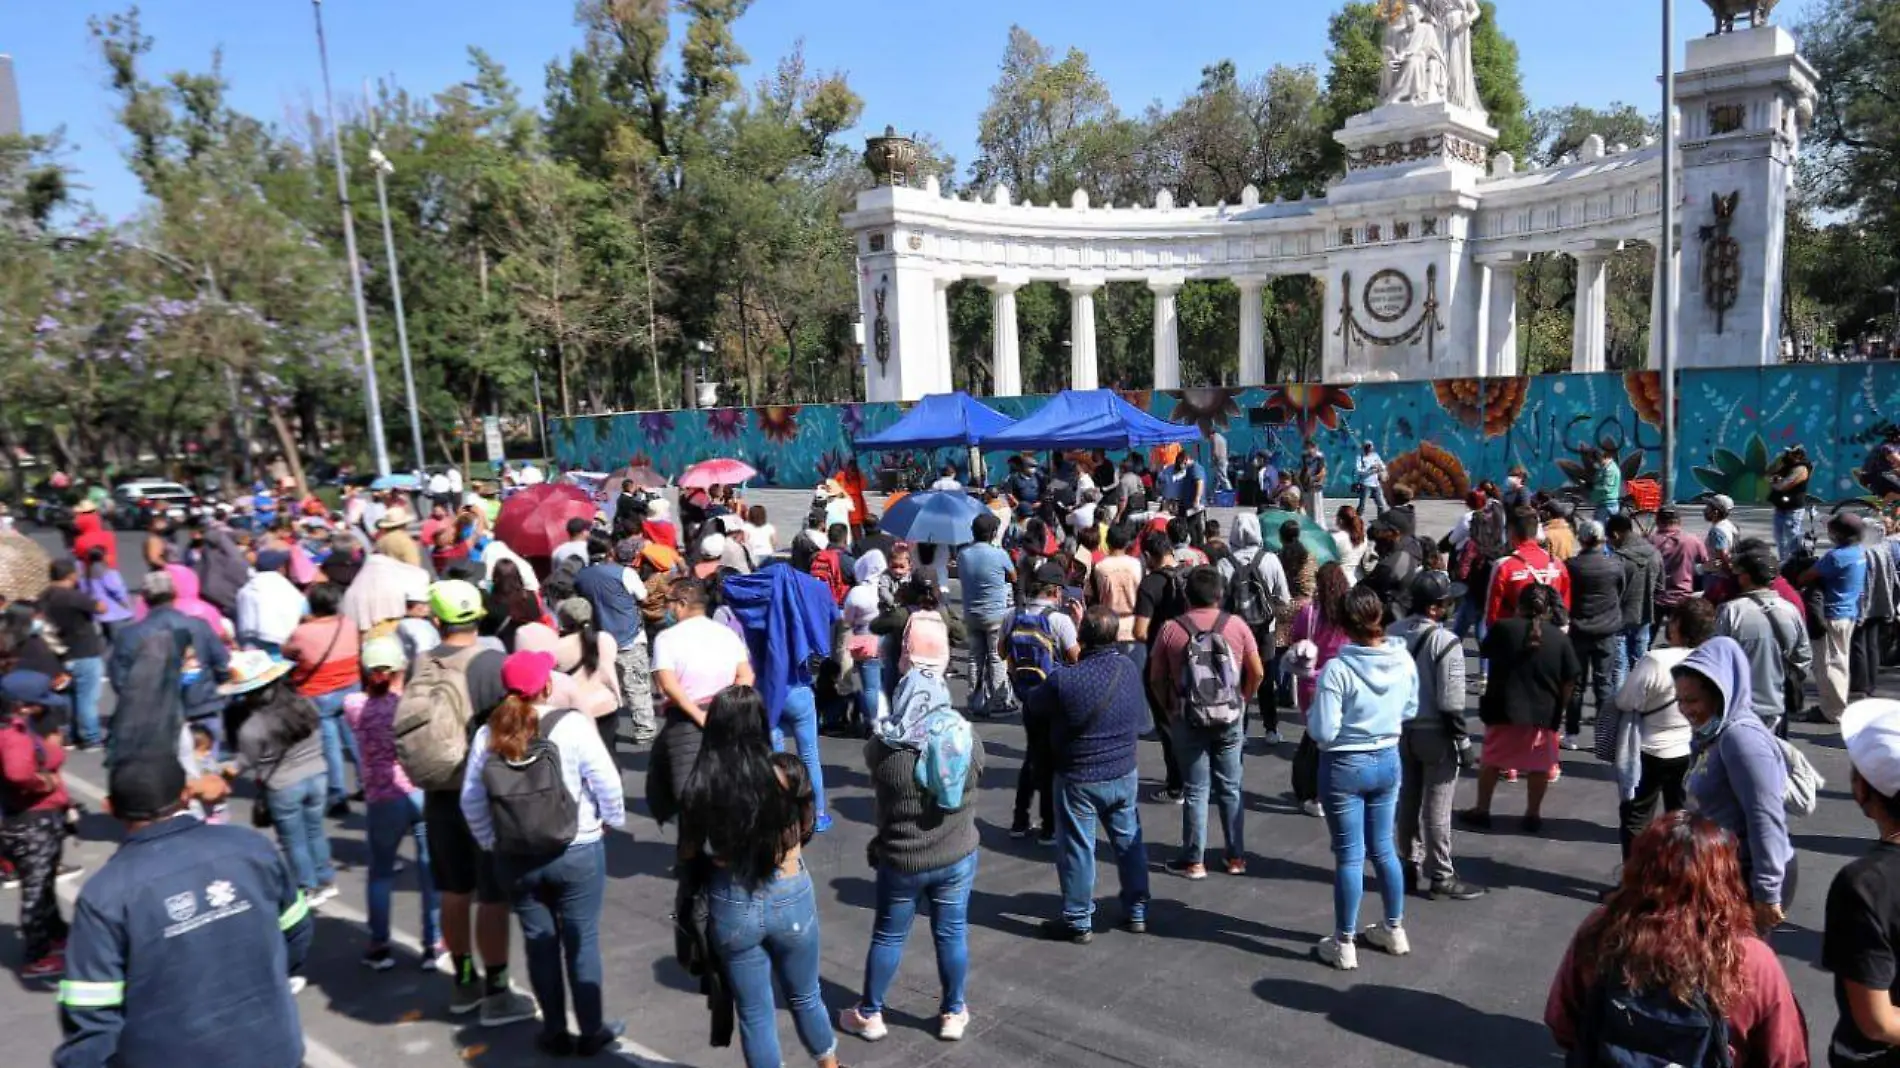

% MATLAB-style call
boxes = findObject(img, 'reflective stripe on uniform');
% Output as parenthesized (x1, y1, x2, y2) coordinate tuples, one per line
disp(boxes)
(58, 979, 126, 1008)
(278, 892, 309, 931)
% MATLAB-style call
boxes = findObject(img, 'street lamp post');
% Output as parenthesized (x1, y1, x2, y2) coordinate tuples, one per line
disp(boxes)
(367, 88, 426, 474)
(311, 0, 392, 479)
(1659, 0, 1679, 504)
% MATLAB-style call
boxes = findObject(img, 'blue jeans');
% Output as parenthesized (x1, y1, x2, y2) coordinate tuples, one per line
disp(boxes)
(266, 773, 335, 891)
(771, 684, 827, 818)
(1318, 747, 1405, 941)
(1356, 482, 1387, 516)
(709, 866, 836, 1068)
(366, 790, 438, 950)
(500, 840, 607, 1042)
(855, 659, 884, 729)
(858, 851, 977, 1017)
(1595, 501, 1621, 522)
(1610, 623, 1653, 695)
(1773, 509, 1803, 562)
(312, 686, 363, 808)
(1174, 720, 1244, 864)
(1053, 770, 1150, 931)
(65, 656, 104, 747)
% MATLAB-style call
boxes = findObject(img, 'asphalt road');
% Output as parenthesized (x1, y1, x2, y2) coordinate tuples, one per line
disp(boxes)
(0, 495, 1865, 1068)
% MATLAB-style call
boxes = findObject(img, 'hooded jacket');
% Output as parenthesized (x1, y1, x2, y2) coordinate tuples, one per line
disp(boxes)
(1715, 588, 1813, 726)
(1678, 637, 1793, 906)
(191, 527, 251, 617)
(72, 512, 116, 569)
(1611, 536, 1664, 629)
(1563, 546, 1630, 637)
(1307, 637, 1419, 753)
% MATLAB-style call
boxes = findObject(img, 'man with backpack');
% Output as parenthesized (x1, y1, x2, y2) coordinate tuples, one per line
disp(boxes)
(958, 512, 1018, 720)
(1001, 562, 1081, 844)
(1133, 530, 1191, 802)
(392, 580, 537, 1027)
(1213, 514, 1291, 742)
(1717, 548, 1813, 734)
(1607, 512, 1665, 695)
(808, 523, 857, 607)
(1387, 573, 1485, 902)
(1147, 567, 1264, 879)
(107, 570, 229, 763)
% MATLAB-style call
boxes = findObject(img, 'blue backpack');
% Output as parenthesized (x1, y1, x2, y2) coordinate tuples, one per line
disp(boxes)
(1005, 607, 1060, 696)
(1571, 978, 1732, 1068)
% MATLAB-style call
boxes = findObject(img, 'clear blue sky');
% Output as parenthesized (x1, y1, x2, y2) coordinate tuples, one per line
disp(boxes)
(10, 0, 1819, 220)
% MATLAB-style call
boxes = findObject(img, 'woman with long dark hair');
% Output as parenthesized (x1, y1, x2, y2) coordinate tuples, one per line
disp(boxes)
(679, 687, 842, 1068)
(483, 559, 547, 649)
(1308, 587, 1418, 970)
(1332, 506, 1371, 580)
(460, 649, 626, 1056)
(1460, 583, 1580, 833)
(1546, 812, 1809, 1067)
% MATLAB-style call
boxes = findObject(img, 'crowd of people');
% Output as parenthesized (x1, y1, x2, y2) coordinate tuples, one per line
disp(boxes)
(3, 442, 1900, 1067)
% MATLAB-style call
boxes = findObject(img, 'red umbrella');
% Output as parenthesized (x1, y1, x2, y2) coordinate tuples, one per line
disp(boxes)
(610, 464, 667, 491)
(493, 483, 596, 558)
(679, 458, 758, 490)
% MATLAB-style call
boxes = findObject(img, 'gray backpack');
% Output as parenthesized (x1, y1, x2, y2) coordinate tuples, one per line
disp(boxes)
(480, 708, 580, 856)
(1179, 613, 1245, 729)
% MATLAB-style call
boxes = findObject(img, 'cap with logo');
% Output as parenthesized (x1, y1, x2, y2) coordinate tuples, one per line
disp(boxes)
(428, 579, 486, 625)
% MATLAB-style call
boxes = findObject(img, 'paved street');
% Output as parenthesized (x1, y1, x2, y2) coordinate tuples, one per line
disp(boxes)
(0, 496, 1865, 1067)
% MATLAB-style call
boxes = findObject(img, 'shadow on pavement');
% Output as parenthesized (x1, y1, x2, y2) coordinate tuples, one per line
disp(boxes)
(1254, 976, 1561, 1067)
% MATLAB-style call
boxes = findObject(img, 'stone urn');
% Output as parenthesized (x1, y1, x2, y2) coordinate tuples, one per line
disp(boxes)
(863, 125, 919, 187)
(1702, 0, 1778, 33)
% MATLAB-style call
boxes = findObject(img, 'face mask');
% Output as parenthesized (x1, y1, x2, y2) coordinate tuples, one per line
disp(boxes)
(662, 610, 679, 628)
(29, 618, 43, 635)
(1693, 714, 1724, 743)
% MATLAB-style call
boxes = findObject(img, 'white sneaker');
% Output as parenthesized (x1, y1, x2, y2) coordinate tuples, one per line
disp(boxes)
(1262, 731, 1284, 746)
(1301, 799, 1323, 818)
(1559, 734, 1581, 751)
(939, 1008, 970, 1042)
(307, 884, 339, 908)
(1315, 935, 1358, 970)
(287, 976, 308, 995)
(1363, 922, 1411, 956)
(837, 1006, 888, 1041)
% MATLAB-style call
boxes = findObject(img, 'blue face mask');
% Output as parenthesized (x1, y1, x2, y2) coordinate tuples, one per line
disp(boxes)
(1693, 713, 1725, 743)
(662, 610, 679, 628)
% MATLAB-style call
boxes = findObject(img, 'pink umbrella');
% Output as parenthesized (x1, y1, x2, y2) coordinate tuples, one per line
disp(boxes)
(679, 458, 758, 490)
(493, 483, 597, 558)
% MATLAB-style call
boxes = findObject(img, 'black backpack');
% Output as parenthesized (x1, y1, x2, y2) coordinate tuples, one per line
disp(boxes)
(1147, 566, 1192, 642)
(1221, 551, 1278, 631)
(481, 708, 581, 857)
(1570, 978, 1733, 1068)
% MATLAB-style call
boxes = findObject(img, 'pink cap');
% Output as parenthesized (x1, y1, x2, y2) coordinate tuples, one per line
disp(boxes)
(500, 650, 556, 697)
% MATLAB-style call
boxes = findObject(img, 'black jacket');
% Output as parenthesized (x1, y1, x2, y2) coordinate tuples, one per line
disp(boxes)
(1612, 538, 1665, 629)
(1564, 548, 1632, 637)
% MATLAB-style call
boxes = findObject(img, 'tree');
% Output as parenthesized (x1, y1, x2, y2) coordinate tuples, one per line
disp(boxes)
(970, 26, 1122, 204)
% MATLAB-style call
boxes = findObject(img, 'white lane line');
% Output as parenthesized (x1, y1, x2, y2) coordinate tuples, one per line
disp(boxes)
(61, 768, 681, 1066)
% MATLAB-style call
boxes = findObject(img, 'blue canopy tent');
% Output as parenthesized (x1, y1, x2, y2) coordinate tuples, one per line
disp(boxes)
(851, 391, 1016, 451)
(980, 389, 1202, 452)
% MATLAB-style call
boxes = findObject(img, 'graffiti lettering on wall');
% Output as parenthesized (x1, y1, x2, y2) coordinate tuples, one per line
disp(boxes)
(550, 365, 1900, 504)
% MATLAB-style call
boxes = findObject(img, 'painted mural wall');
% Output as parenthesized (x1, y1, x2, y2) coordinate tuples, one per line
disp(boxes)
(550, 364, 1900, 505)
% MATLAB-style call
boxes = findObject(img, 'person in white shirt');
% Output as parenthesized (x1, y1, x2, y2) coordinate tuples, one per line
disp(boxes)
(1609, 598, 1714, 860)
(234, 548, 307, 655)
(651, 578, 755, 728)
(427, 470, 453, 511)
(741, 504, 779, 558)
(1354, 442, 1388, 518)
(518, 461, 545, 486)
(929, 465, 963, 493)
(549, 518, 593, 575)
(445, 466, 463, 497)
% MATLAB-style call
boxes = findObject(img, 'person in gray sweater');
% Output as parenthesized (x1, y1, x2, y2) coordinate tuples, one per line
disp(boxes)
(1387, 572, 1483, 902)
(1715, 545, 1812, 731)
(838, 674, 987, 1045)
(1674, 637, 1794, 931)
(222, 664, 335, 904)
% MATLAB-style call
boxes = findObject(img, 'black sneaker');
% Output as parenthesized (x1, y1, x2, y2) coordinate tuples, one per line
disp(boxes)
(576, 1020, 626, 1057)
(1035, 825, 1055, 847)
(534, 1030, 576, 1057)
(1147, 787, 1185, 805)
(1118, 915, 1148, 935)
(1429, 879, 1489, 901)
(1522, 814, 1544, 835)
(1455, 809, 1492, 830)
(1038, 919, 1092, 945)
(360, 946, 396, 971)
(1008, 818, 1031, 839)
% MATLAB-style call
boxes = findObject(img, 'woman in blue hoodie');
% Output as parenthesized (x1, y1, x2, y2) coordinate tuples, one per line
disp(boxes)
(1673, 636, 1795, 932)
(1308, 586, 1420, 970)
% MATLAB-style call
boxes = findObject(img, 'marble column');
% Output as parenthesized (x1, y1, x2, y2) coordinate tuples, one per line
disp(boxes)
(1235, 275, 1267, 385)
(1648, 240, 1679, 372)
(1571, 250, 1612, 373)
(1479, 259, 1522, 377)
(1150, 278, 1182, 389)
(988, 279, 1022, 397)
(1066, 280, 1101, 390)
(934, 277, 955, 395)
(1313, 272, 1345, 381)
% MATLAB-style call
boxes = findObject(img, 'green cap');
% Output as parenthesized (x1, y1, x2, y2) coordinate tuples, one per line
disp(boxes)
(428, 579, 486, 625)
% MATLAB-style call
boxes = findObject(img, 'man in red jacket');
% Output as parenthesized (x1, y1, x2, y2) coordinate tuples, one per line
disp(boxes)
(70, 503, 115, 570)
(0, 671, 75, 979)
(1485, 505, 1573, 627)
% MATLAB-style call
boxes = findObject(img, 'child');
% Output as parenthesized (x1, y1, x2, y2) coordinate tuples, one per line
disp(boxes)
(346, 637, 443, 970)
(187, 725, 227, 824)
(0, 673, 73, 979)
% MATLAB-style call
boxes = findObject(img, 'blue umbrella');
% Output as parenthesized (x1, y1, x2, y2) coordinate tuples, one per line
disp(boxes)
(370, 473, 421, 492)
(880, 490, 986, 546)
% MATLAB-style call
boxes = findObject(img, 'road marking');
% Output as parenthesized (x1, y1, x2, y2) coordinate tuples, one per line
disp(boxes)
(60, 767, 681, 1066)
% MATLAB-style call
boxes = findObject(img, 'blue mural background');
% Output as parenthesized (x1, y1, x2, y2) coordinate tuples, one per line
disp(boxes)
(550, 365, 1900, 503)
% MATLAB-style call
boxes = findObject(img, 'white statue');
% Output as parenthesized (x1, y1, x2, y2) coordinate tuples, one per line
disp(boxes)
(1382, 2, 1446, 106)
(1437, 0, 1482, 110)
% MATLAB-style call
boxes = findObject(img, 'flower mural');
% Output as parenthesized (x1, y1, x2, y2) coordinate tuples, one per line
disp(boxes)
(1258, 384, 1355, 440)
(757, 405, 802, 443)
(1692, 433, 1778, 503)
(839, 403, 865, 436)
(704, 407, 746, 441)
(1117, 390, 1152, 413)
(1431, 377, 1529, 438)
(1624, 371, 1666, 428)
(638, 410, 675, 445)
(1167, 388, 1244, 435)
(1556, 436, 1652, 497)
(1386, 442, 1471, 500)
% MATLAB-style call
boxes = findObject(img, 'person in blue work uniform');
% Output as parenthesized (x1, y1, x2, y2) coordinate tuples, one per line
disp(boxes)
(54, 755, 312, 1068)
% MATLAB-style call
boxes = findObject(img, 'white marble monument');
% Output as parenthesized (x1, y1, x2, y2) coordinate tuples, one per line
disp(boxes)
(843, 4, 1817, 401)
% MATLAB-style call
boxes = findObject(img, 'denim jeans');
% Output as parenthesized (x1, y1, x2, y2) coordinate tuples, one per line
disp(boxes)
(1318, 747, 1405, 941)
(1053, 770, 1150, 931)
(1773, 509, 1804, 562)
(1609, 623, 1653, 695)
(1174, 720, 1244, 864)
(855, 659, 885, 729)
(366, 790, 439, 950)
(312, 686, 363, 808)
(859, 851, 977, 1017)
(966, 615, 1015, 717)
(65, 655, 104, 747)
(772, 684, 827, 818)
(499, 840, 607, 1043)
(709, 866, 836, 1068)
(266, 772, 335, 890)
(1356, 482, 1387, 517)
(1596, 501, 1621, 522)
(1565, 631, 1620, 736)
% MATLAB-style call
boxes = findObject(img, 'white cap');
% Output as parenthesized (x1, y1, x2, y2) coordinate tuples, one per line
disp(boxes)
(700, 532, 727, 560)
(1843, 698, 1900, 798)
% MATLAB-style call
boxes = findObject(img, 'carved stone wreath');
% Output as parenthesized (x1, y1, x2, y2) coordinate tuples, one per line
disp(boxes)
(1334, 264, 1447, 364)
(1348, 133, 1490, 172)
